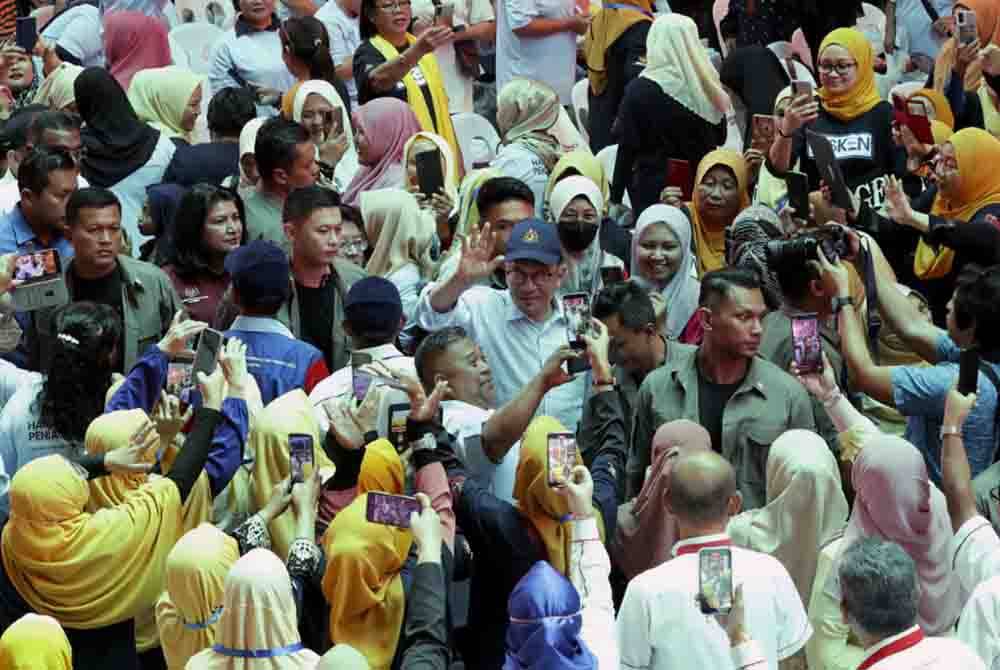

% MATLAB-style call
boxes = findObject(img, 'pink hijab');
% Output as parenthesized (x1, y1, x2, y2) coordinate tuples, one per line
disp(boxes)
(612, 420, 711, 579)
(103, 12, 172, 92)
(828, 435, 962, 635)
(342, 98, 422, 207)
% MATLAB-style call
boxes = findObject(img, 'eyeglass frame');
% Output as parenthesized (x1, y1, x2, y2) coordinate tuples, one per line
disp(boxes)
(817, 61, 858, 75)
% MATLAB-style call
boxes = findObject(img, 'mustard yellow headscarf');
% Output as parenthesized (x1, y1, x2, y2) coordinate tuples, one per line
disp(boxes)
(544, 151, 610, 215)
(689, 149, 750, 276)
(250, 389, 334, 561)
(155, 523, 240, 670)
(0, 614, 72, 670)
(1, 454, 183, 629)
(817, 28, 882, 122)
(322, 493, 412, 670)
(357, 439, 405, 495)
(916, 127, 1000, 278)
(448, 167, 501, 257)
(513, 416, 605, 576)
(583, 0, 653, 96)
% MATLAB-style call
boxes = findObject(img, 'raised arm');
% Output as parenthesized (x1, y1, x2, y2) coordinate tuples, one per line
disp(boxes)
(941, 384, 979, 532)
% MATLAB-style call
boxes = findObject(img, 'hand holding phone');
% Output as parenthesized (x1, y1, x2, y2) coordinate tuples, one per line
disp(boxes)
(192, 328, 224, 379)
(958, 349, 980, 396)
(957, 9, 978, 46)
(791, 315, 824, 375)
(750, 115, 777, 153)
(415, 148, 446, 198)
(547, 432, 578, 488)
(352, 352, 374, 402)
(698, 547, 734, 615)
(666, 159, 694, 202)
(562, 293, 592, 374)
(366, 491, 422, 528)
(288, 433, 315, 486)
(784, 171, 810, 222)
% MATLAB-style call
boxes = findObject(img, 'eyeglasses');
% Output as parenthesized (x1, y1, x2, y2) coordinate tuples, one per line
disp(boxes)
(507, 267, 557, 287)
(817, 61, 857, 75)
(376, 0, 410, 11)
(340, 239, 368, 254)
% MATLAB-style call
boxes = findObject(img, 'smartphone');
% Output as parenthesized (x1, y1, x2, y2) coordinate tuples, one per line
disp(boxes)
(332, 106, 345, 138)
(192, 328, 224, 379)
(698, 547, 733, 615)
(562, 292, 592, 374)
(806, 131, 854, 212)
(546, 431, 577, 488)
(10, 249, 69, 312)
(366, 491, 422, 528)
(15, 17, 37, 52)
(666, 159, 694, 201)
(415, 147, 445, 199)
(959, 348, 980, 396)
(791, 314, 824, 375)
(785, 171, 810, 220)
(600, 266, 625, 284)
(288, 433, 314, 485)
(957, 9, 978, 46)
(166, 360, 193, 395)
(750, 114, 777, 153)
(352, 351, 374, 402)
(791, 79, 814, 99)
(387, 402, 411, 452)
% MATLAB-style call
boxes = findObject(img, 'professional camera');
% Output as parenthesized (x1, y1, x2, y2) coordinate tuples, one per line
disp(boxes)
(764, 227, 850, 266)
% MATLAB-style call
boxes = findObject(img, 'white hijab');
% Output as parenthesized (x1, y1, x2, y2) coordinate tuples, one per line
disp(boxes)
(641, 13, 732, 125)
(292, 80, 360, 190)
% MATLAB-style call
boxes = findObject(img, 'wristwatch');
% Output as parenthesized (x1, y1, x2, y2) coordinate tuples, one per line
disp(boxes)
(831, 296, 855, 314)
(411, 433, 436, 452)
(940, 425, 962, 440)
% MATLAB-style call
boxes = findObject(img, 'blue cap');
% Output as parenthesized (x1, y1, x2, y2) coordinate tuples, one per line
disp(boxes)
(224, 240, 291, 304)
(504, 218, 562, 266)
(344, 277, 403, 333)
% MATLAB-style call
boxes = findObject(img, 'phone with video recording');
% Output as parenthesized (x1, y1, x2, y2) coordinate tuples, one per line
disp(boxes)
(352, 352, 374, 402)
(10, 248, 68, 312)
(546, 431, 577, 488)
(959, 348, 980, 396)
(791, 314, 824, 375)
(785, 171, 810, 221)
(366, 491, 422, 528)
(192, 328, 223, 380)
(666, 158, 694, 202)
(166, 359, 193, 396)
(957, 9, 978, 46)
(15, 17, 37, 52)
(791, 79, 813, 99)
(698, 547, 733, 614)
(415, 147, 445, 198)
(387, 402, 411, 452)
(562, 292, 592, 374)
(750, 114, 777, 153)
(288, 433, 314, 485)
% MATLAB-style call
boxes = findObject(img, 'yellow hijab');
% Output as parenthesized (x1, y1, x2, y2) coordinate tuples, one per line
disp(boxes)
(978, 83, 1000, 137)
(583, 0, 653, 95)
(369, 34, 460, 167)
(1, 454, 183, 629)
(449, 167, 501, 253)
(358, 439, 405, 495)
(916, 127, 1000, 278)
(816, 28, 882, 122)
(127, 66, 202, 143)
(689, 149, 750, 276)
(544, 151, 610, 215)
(281, 81, 303, 119)
(0, 614, 72, 670)
(250, 390, 333, 561)
(933, 0, 1000, 93)
(361, 188, 437, 280)
(156, 523, 240, 670)
(322, 493, 411, 670)
(513, 416, 605, 576)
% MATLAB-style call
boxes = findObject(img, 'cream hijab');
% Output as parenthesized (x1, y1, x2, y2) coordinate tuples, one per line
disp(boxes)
(291, 80, 360, 189)
(727, 429, 849, 605)
(361, 188, 437, 280)
(185, 549, 319, 670)
(32, 62, 83, 111)
(641, 13, 731, 125)
(403, 131, 460, 202)
(127, 66, 203, 142)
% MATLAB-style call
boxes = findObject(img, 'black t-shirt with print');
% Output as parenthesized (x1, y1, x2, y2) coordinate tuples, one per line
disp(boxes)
(354, 40, 438, 130)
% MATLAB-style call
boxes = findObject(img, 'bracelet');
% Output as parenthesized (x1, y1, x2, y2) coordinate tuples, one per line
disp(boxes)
(821, 388, 842, 408)
(777, 124, 793, 138)
(941, 425, 962, 439)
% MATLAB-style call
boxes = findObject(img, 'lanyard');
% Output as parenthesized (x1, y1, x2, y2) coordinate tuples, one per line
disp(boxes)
(857, 628, 924, 670)
(212, 642, 306, 658)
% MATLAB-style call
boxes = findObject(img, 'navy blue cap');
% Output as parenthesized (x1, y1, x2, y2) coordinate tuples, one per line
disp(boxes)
(505, 218, 562, 266)
(344, 276, 403, 333)
(224, 240, 291, 304)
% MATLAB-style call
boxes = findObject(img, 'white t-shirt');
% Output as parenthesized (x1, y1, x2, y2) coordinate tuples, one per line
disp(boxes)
(858, 626, 984, 670)
(957, 575, 1000, 670)
(495, 0, 575, 103)
(951, 515, 1000, 596)
(617, 535, 811, 670)
(316, 0, 362, 107)
(441, 399, 519, 502)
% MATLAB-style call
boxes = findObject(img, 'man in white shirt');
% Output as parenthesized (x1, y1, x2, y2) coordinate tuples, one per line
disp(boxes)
(415, 218, 588, 432)
(316, 0, 363, 106)
(839, 537, 984, 670)
(616, 450, 810, 670)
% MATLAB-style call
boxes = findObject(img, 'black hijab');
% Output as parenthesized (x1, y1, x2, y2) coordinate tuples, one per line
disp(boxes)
(74, 67, 161, 188)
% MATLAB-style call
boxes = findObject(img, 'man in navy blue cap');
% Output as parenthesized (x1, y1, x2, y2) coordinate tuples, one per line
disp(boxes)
(223, 239, 330, 404)
(414, 218, 588, 433)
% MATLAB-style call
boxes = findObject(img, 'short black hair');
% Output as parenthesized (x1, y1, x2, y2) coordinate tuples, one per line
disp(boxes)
(283, 185, 341, 224)
(414, 326, 469, 393)
(254, 117, 311, 183)
(207, 87, 257, 137)
(476, 176, 535, 214)
(27, 111, 81, 148)
(772, 255, 819, 304)
(339, 203, 363, 230)
(66, 187, 121, 227)
(699, 267, 761, 310)
(17, 148, 76, 195)
(953, 265, 1000, 347)
(593, 280, 656, 331)
(0, 104, 47, 153)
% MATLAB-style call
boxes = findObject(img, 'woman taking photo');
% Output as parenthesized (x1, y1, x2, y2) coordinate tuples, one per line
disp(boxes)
(353, 0, 460, 163)
(162, 184, 248, 325)
(609, 14, 731, 219)
(342, 97, 422, 206)
(289, 79, 360, 191)
(404, 131, 458, 250)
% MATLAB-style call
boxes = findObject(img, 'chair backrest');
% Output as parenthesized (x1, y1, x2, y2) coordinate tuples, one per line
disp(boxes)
(170, 23, 224, 74)
(595, 144, 631, 208)
(791, 29, 813, 71)
(451, 112, 501, 172)
(890, 81, 923, 101)
(571, 78, 590, 144)
(857, 2, 886, 54)
(176, 0, 235, 28)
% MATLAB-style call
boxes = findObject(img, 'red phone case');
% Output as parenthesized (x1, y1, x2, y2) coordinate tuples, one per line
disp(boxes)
(666, 159, 693, 201)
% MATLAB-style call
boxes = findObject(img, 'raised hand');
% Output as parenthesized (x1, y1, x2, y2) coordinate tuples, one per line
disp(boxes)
(157, 310, 207, 356)
(456, 222, 504, 283)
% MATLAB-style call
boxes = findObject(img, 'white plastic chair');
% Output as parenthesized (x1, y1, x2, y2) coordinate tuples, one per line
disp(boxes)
(596, 144, 631, 208)
(571, 79, 589, 145)
(889, 81, 923, 101)
(712, 0, 730, 58)
(451, 112, 501, 173)
(176, 0, 235, 27)
(857, 2, 887, 54)
(169, 23, 224, 74)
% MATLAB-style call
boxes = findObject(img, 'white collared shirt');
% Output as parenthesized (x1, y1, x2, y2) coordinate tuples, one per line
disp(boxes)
(616, 534, 811, 670)
(958, 575, 1000, 669)
(440, 399, 519, 503)
(414, 284, 587, 433)
(859, 626, 984, 670)
(951, 515, 1000, 596)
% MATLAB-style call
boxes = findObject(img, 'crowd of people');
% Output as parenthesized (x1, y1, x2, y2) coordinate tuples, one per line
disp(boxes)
(0, 0, 997, 668)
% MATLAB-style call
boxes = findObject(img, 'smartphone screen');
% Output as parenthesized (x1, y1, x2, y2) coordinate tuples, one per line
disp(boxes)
(415, 148, 445, 198)
(387, 402, 411, 452)
(600, 266, 625, 284)
(785, 171, 810, 219)
(562, 292, 592, 374)
(791, 79, 813, 99)
(15, 17, 37, 52)
(166, 360, 193, 395)
(699, 547, 733, 614)
(352, 351, 374, 402)
(750, 114, 776, 153)
(959, 349, 980, 396)
(192, 328, 223, 379)
(546, 432, 577, 488)
(366, 491, 422, 528)
(791, 315, 824, 375)
(13, 249, 61, 285)
(958, 10, 978, 45)
(288, 433, 314, 484)
(666, 159, 694, 201)
(332, 106, 345, 138)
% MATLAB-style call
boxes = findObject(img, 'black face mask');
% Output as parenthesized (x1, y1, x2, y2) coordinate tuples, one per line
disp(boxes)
(984, 71, 1000, 97)
(557, 222, 599, 252)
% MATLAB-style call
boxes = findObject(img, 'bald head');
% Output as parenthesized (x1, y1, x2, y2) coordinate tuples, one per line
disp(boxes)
(668, 451, 739, 525)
